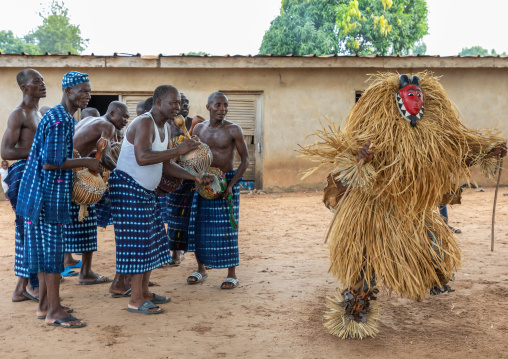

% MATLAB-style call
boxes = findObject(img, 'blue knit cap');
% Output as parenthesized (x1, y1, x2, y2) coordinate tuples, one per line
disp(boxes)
(62, 71, 89, 88)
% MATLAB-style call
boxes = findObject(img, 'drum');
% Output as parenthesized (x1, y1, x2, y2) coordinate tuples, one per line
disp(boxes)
(196, 167, 227, 199)
(157, 175, 184, 196)
(72, 138, 108, 220)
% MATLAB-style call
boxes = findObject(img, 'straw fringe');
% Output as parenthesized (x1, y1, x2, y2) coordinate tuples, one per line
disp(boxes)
(299, 72, 504, 301)
(324, 293, 380, 339)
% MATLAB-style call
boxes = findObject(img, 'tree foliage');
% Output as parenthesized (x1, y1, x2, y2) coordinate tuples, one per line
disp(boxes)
(0, 30, 41, 54)
(0, 1, 87, 55)
(25, 1, 88, 54)
(459, 46, 507, 56)
(259, 0, 429, 56)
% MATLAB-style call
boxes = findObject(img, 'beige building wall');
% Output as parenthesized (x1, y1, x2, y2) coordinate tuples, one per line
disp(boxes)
(0, 55, 507, 190)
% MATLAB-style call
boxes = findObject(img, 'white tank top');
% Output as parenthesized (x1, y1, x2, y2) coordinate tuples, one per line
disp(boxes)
(116, 113, 170, 190)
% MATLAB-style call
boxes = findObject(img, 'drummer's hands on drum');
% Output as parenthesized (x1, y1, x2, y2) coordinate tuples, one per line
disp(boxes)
(194, 174, 213, 185)
(84, 158, 101, 173)
(176, 138, 201, 155)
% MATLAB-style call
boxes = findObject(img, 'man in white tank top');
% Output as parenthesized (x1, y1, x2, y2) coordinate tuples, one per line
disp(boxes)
(109, 85, 205, 314)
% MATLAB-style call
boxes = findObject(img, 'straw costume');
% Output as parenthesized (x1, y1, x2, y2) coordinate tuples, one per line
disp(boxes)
(300, 72, 504, 339)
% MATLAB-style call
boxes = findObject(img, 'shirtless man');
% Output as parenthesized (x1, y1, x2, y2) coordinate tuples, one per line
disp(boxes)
(169, 93, 193, 137)
(136, 101, 145, 117)
(81, 107, 100, 119)
(62, 101, 129, 285)
(1, 68, 46, 302)
(165, 93, 205, 265)
(186, 92, 249, 289)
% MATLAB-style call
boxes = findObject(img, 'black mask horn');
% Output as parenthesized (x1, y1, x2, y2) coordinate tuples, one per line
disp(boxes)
(399, 74, 420, 89)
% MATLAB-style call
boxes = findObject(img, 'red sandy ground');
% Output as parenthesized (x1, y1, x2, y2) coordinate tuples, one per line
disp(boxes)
(0, 189, 507, 358)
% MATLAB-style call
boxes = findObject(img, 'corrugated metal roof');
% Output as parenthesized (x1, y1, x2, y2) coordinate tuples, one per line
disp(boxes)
(0, 52, 507, 58)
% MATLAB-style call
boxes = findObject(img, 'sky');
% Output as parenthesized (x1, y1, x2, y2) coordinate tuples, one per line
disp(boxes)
(2, 0, 508, 56)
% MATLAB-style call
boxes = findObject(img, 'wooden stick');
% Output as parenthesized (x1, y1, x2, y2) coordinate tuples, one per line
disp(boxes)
(491, 157, 503, 252)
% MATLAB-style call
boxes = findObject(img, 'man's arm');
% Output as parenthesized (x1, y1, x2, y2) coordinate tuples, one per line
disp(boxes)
(1, 110, 30, 160)
(43, 158, 100, 172)
(99, 123, 118, 171)
(132, 117, 201, 166)
(222, 125, 250, 199)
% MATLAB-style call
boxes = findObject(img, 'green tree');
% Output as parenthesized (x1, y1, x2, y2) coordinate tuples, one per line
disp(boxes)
(185, 52, 211, 56)
(412, 42, 426, 55)
(0, 30, 42, 54)
(260, 0, 429, 56)
(25, 1, 88, 54)
(459, 46, 506, 56)
(259, 0, 339, 55)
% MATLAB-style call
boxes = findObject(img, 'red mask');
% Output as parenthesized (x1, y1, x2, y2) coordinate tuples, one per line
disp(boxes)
(398, 85, 423, 115)
(396, 75, 424, 127)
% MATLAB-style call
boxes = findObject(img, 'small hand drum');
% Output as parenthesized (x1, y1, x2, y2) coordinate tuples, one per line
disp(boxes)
(196, 167, 227, 199)
(157, 176, 183, 196)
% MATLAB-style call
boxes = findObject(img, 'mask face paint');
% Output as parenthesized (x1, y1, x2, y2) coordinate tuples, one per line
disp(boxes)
(396, 75, 424, 127)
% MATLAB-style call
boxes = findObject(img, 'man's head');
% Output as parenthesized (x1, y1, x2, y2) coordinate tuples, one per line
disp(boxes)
(153, 85, 180, 120)
(206, 92, 228, 121)
(40, 105, 52, 115)
(179, 93, 190, 117)
(81, 107, 100, 118)
(1, 160, 8, 169)
(62, 71, 91, 110)
(106, 101, 130, 130)
(17, 69, 46, 99)
(143, 97, 153, 113)
(136, 100, 145, 116)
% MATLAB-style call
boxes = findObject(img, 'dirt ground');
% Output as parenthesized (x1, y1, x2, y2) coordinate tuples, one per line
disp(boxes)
(0, 188, 507, 359)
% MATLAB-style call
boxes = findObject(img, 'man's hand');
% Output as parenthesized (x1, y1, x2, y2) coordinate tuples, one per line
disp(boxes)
(176, 139, 201, 156)
(489, 142, 507, 158)
(357, 141, 374, 164)
(195, 174, 213, 186)
(222, 185, 233, 200)
(84, 158, 101, 173)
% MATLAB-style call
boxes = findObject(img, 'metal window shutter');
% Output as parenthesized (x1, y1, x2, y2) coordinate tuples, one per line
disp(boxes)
(226, 95, 256, 181)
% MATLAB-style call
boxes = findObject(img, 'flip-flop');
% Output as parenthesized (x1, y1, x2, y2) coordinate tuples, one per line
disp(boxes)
(12, 296, 30, 302)
(168, 261, 180, 267)
(22, 291, 39, 303)
(46, 315, 86, 328)
(151, 294, 171, 304)
(111, 288, 132, 298)
(67, 260, 82, 269)
(61, 267, 78, 277)
(220, 277, 239, 290)
(187, 272, 208, 284)
(79, 275, 113, 285)
(449, 226, 462, 234)
(39, 306, 75, 320)
(126, 301, 163, 315)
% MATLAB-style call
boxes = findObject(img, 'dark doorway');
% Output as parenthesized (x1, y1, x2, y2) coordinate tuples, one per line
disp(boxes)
(86, 95, 119, 116)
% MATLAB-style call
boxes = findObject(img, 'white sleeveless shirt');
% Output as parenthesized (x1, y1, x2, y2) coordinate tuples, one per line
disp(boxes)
(116, 113, 170, 190)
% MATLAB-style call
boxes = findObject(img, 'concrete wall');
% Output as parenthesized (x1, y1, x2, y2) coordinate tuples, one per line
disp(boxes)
(0, 55, 507, 190)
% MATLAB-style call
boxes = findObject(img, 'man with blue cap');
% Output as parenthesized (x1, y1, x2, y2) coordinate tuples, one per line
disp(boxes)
(16, 71, 101, 328)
